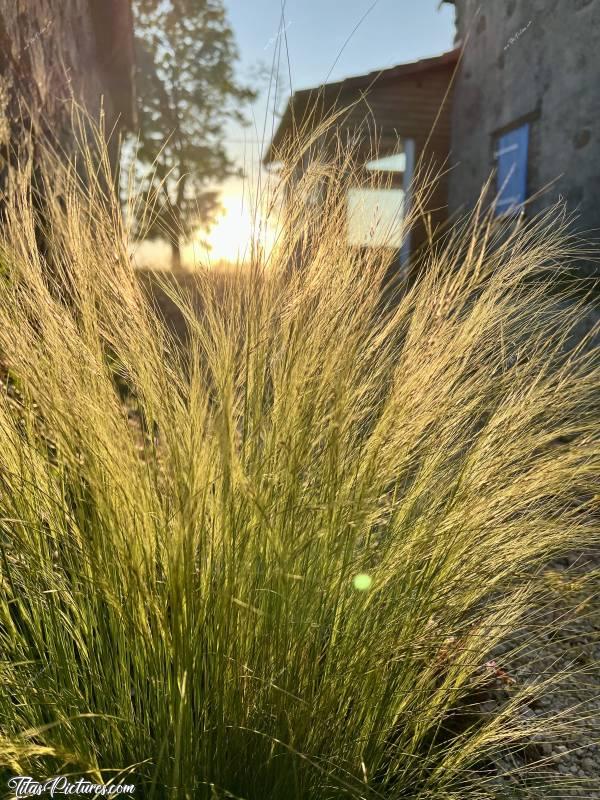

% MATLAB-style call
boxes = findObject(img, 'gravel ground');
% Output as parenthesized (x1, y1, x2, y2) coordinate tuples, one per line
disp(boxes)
(474, 550, 600, 797)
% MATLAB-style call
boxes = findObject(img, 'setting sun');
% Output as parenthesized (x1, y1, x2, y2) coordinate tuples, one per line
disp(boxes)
(192, 192, 278, 265)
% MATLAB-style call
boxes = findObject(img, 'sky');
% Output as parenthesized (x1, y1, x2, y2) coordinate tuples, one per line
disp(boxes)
(163, 0, 456, 266)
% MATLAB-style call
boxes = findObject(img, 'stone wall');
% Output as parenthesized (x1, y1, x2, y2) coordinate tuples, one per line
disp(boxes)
(448, 0, 600, 274)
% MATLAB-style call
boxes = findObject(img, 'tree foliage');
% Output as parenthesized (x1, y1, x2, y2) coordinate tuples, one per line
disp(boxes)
(133, 0, 255, 268)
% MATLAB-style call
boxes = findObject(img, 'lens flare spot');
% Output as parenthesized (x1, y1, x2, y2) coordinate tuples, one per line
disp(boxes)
(353, 573, 373, 591)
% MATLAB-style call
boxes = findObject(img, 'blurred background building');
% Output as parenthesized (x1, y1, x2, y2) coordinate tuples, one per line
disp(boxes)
(444, 0, 600, 276)
(263, 50, 457, 271)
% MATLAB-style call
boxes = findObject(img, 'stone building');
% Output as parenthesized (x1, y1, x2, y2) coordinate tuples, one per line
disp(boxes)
(443, 0, 600, 273)
(0, 0, 136, 182)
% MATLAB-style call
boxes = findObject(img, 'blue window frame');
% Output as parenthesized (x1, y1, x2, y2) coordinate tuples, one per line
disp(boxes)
(494, 123, 529, 215)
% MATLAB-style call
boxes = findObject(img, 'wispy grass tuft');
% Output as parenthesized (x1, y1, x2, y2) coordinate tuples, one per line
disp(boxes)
(0, 127, 598, 799)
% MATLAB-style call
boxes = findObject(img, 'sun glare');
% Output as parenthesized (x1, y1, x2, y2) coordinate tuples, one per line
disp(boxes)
(192, 193, 277, 265)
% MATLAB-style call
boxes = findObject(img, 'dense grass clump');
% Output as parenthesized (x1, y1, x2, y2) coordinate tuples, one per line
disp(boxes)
(0, 136, 598, 799)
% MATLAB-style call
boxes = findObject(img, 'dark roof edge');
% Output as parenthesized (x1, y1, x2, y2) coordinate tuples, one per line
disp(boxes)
(263, 47, 460, 164)
(296, 48, 459, 100)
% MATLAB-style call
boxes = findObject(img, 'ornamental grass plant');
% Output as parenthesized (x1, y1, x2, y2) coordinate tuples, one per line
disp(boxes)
(0, 129, 598, 799)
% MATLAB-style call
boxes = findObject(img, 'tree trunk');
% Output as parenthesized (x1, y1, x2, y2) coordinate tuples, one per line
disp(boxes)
(168, 200, 183, 272)
(171, 235, 182, 272)
(169, 172, 187, 272)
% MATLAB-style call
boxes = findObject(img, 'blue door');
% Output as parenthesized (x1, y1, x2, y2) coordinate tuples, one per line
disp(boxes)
(494, 123, 529, 215)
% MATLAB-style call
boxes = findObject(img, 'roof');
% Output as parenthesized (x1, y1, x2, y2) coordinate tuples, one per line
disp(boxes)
(263, 48, 460, 164)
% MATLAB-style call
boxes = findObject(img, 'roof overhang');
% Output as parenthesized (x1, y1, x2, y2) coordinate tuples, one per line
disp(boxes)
(263, 48, 460, 165)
